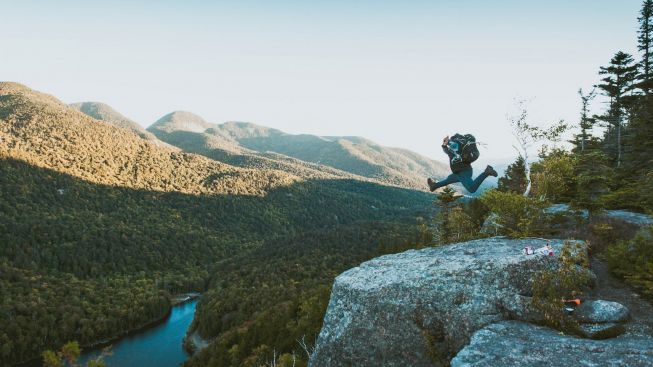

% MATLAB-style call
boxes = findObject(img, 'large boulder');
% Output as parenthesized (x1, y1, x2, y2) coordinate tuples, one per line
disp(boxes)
(479, 213, 503, 235)
(309, 237, 588, 367)
(451, 321, 653, 366)
(574, 299, 630, 324)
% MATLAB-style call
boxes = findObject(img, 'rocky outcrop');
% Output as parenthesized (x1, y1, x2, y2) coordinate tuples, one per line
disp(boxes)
(309, 237, 588, 367)
(574, 300, 630, 324)
(479, 213, 503, 235)
(571, 299, 630, 339)
(544, 203, 653, 226)
(451, 321, 653, 367)
(578, 322, 625, 339)
(607, 209, 653, 226)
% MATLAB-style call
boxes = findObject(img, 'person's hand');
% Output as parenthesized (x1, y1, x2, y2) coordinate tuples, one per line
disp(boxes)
(442, 136, 449, 146)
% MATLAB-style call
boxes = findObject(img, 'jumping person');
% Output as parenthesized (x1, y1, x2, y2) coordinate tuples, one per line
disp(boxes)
(427, 135, 497, 193)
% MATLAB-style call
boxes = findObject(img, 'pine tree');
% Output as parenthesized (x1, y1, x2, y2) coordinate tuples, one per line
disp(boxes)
(572, 88, 597, 152)
(572, 150, 611, 221)
(433, 187, 460, 244)
(497, 156, 527, 194)
(639, 0, 653, 93)
(597, 51, 639, 167)
(620, 93, 653, 210)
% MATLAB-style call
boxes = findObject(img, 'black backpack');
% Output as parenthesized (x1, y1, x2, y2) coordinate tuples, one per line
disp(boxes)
(450, 133, 480, 164)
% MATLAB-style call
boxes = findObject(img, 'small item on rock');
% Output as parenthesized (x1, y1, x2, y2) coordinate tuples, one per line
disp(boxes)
(564, 298, 582, 306)
(535, 245, 554, 256)
(524, 245, 553, 256)
(563, 298, 582, 314)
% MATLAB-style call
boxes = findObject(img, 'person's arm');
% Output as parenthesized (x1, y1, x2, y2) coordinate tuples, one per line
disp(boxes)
(441, 136, 452, 156)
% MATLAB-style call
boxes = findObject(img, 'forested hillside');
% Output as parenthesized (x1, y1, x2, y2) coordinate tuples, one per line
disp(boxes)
(147, 114, 449, 189)
(0, 82, 433, 366)
(69, 102, 167, 146)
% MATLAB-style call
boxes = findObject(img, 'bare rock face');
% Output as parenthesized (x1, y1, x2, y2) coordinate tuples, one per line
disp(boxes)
(578, 322, 625, 339)
(309, 237, 588, 367)
(451, 321, 653, 367)
(544, 204, 653, 226)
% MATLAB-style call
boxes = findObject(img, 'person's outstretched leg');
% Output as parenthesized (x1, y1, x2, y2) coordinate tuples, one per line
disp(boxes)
(460, 166, 498, 193)
(427, 173, 460, 191)
(459, 165, 497, 193)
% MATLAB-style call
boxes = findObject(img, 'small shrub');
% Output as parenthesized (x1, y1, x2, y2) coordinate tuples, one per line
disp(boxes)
(530, 150, 577, 202)
(606, 226, 653, 301)
(479, 189, 549, 238)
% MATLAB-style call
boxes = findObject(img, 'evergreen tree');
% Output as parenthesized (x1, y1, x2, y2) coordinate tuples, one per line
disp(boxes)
(597, 51, 639, 167)
(638, 0, 653, 93)
(433, 187, 460, 244)
(572, 150, 611, 221)
(572, 88, 597, 152)
(497, 156, 527, 194)
(617, 93, 653, 211)
(626, 94, 653, 171)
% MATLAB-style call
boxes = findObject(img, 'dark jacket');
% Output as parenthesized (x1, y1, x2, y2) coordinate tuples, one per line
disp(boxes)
(442, 144, 472, 173)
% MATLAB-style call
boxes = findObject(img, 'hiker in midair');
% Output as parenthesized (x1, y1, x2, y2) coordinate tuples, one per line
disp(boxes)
(427, 134, 498, 193)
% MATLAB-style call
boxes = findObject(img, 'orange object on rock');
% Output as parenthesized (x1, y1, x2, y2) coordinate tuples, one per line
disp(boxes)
(563, 298, 582, 306)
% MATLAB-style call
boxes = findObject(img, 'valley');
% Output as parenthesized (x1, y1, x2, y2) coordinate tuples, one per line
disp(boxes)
(0, 82, 435, 366)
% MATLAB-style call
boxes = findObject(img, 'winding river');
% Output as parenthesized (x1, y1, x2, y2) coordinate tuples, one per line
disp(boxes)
(77, 299, 198, 367)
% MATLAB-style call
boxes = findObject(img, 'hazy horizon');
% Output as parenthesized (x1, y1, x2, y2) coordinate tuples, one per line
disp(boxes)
(2, 0, 640, 159)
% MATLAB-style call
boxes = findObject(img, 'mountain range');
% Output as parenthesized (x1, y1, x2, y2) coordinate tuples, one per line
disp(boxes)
(69, 102, 449, 190)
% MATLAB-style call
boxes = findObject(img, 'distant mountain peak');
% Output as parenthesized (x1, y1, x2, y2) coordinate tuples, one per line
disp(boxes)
(70, 101, 164, 144)
(149, 111, 213, 133)
(0, 82, 64, 106)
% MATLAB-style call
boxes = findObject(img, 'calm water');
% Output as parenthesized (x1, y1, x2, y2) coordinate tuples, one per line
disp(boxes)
(78, 300, 197, 367)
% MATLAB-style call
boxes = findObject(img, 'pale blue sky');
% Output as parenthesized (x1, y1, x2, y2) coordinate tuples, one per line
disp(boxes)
(1, 0, 641, 159)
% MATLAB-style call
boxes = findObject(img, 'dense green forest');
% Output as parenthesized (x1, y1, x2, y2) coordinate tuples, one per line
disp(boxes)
(0, 83, 433, 366)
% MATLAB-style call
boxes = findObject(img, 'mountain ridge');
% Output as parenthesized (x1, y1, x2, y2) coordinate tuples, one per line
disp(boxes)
(146, 112, 449, 190)
(69, 101, 164, 144)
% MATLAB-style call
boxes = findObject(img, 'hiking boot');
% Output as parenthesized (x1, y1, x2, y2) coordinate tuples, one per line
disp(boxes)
(427, 178, 438, 192)
(485, 165, 498, 177)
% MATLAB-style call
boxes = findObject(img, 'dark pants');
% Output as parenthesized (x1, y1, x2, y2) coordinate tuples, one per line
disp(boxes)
(433, 168, 489, 193)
